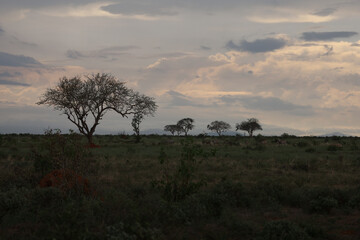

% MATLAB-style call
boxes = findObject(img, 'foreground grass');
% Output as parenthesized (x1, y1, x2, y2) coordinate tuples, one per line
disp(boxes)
(0, 133, 360, 239)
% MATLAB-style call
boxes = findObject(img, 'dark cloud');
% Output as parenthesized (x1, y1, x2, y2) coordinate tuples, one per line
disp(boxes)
(312, 8, 337, 16)
(166, 90, 194, 106)
(66, 46, 139, 59)
(66, 50, 85, 59)
(226, 38, 287, 53)
(0, 71, 22, 78)
(0, 52, 42, 67)
(200, 45, 211, 51)
(342, 73, 360, 86)
(102, 2, 178, 16)
(220, 95, 314, 116)
(323, 45, 333, 56)
(0, 79, 30, 86)
(0, 27, 4, 35)
(165, 90, 215, 108)
(301, 31, 358, 41)
(352, 43, 360, 47)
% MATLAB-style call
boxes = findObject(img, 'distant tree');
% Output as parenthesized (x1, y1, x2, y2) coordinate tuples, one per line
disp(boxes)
(164, 124, 182, 136)
(236, 118, 262, 137)
(207, 121, 231, 136)
(177, 118, 195, 136)
(131, 113, 144, 143)
(37, 73, 157, 144)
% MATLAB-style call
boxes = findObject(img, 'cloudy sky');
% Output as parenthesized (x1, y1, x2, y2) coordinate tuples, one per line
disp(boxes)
(1, 0, 360, 135)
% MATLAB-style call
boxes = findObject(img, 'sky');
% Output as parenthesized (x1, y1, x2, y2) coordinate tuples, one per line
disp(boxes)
(1, 0, 360, 136)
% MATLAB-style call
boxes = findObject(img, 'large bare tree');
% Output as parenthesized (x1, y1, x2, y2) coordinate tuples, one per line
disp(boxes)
(37, 73, 157, 144)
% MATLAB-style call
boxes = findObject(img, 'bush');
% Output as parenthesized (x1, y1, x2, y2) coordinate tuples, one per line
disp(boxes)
(305, 147, 316, 153)
(295, 141, 308, 148)
(309, 196, 338, 214)
(152, 139, 206, 202)
(260, 220, 310, 240)
(106, 221, 162, 240)
(327, 144, 342, 151)
(305, 188, 339, 214)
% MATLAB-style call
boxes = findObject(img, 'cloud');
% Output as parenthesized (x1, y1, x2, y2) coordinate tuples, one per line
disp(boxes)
(220, 95, 314, 116)
(66, 46, 139, 59)
(200, 45, 211, 51)
(226, 38, 287, 53)
(248, 7, 337, 23)
(0, 71, 21, 78)
(0, 79, 30, 86)
(0, 26, 4, 35)
(0, 52, 42, 67)
(301, 31, 358, 41)
(65, 50, 85, 59)
(312, 8, 337, 16)
(165, 90, 195, 106)
(101, 2, 178, 16)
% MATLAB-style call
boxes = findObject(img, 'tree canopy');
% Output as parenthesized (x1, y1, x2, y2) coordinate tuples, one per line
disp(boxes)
(37, 73, 157, 144)
(207, 121, 231, 136)
(177, 118, 195, 136)
(164, 124, 182, 136)
(235, 118, 262, 137)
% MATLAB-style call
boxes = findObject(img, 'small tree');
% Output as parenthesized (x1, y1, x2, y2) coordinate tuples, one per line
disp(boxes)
(164, 124, 182, 136)
(236, 118, 262, 137)
(37, 73, 157, 144)
(177, 118, 195, 136)
(131, 113, 144, 143)
(207, 121, 231, 136)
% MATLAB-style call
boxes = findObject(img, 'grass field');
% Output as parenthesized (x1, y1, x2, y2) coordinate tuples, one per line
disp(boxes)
(1, 132, 360, 239)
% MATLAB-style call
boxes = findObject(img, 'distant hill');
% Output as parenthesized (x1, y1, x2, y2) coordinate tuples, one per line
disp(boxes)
(320, 132, 348, 137)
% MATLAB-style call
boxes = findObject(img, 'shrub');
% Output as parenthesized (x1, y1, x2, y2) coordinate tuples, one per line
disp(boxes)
(152, 139, 206, 202)
(305, 147, 316, 153)
(290, 159, 309, 172)
(309, 196, 338, 214)
(39, 169, 94, 197)
(327, 144, 342, 151)
(260, 220, 310, 240)
(295, 141, 308, 148)
(106, 221, 162, 240)
(305, 188, 339, 214)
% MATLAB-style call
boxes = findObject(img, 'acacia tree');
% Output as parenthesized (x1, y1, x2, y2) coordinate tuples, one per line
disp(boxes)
(131, 113, 144, 143)
(177, 118, 194, 136)
(207, 121, 231, 136)
(235, 118, 262, 137)
(37, 73, 157, 144)
(164, 124, 182, 136)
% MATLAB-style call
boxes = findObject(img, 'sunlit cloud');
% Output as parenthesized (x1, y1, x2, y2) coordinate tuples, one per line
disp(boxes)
(36, 2, 163, 20)
(248, 7, 337, 23)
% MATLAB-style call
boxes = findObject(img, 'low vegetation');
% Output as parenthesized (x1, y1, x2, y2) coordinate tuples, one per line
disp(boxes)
(1, 132, 360, 239)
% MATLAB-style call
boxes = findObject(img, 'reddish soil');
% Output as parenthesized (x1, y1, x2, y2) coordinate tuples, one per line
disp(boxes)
(39, 169, 92, 195)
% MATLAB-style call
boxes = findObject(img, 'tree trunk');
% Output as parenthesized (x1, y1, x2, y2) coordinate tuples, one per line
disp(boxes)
(135, 133, 141, 143)
(86, 134, 93, 145)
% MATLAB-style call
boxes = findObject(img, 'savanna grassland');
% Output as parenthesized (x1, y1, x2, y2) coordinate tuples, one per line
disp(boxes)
(1, 132, 360, 239)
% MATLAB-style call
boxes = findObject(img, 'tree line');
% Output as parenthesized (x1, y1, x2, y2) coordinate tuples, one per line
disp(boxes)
(165, 118, 262, 137)
(37, 73, 262, 144)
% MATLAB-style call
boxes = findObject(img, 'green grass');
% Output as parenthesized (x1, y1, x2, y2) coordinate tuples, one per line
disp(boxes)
(1, 134, 360, 239)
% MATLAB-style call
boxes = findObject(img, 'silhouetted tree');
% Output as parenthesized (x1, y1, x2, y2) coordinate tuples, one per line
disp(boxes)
(164, 124, 182, 136)
(236, 118, 262, 137)
(177, 118, 194, 136)
(131, 113, 143, 143)
(207, 120, 231, 136)
(37, 73, 157, 144)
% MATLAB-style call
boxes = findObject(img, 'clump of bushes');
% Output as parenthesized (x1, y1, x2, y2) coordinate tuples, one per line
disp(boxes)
(152, 138, 206, 202)
(260, 220, 310, 240)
